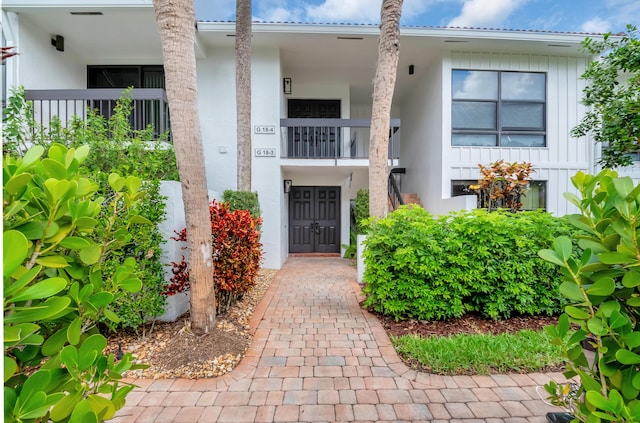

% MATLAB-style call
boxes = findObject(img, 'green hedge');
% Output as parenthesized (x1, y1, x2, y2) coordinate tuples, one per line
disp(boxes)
(223, 190, 261, 219)
(362, 207, 574, 320)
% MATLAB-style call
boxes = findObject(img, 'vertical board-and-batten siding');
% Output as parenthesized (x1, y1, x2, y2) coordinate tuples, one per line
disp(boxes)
(444, 51, 591, 216)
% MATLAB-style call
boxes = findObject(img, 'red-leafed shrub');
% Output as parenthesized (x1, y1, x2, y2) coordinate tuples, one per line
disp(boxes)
(164, 200, 263, 314)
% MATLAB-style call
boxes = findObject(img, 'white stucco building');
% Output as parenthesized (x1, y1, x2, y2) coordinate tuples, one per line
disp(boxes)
(3, 1, 638, 269)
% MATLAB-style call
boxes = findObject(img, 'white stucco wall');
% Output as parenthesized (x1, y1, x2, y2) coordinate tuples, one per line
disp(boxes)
(10, 12, 85, 89)
(400, 58, 444, 214)
(197, 48, 286, 269)
(251, 48, 284, 269)
(197, 46, 284, 269)
(442, 51, 592, 216)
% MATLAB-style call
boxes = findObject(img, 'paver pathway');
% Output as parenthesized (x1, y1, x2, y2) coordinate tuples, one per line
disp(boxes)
(114, 257, 568, 422)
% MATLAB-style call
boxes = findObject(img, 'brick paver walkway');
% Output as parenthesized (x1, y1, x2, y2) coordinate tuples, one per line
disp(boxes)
(114, 257, 568, 422)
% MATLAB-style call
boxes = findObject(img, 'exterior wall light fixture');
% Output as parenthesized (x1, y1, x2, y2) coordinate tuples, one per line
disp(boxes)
(284, 179, 292, 193)
(283, 77, 292, 95)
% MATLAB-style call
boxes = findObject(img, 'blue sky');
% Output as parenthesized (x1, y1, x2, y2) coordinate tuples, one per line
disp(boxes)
(195, 0, 639, 34)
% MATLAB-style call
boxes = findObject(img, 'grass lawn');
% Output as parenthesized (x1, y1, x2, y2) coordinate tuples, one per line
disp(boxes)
(391, 329, 565, 375)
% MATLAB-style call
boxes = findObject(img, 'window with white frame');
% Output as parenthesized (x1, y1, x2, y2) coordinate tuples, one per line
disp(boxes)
(451, 180, 547, 210)
(452, 70, 546, 147)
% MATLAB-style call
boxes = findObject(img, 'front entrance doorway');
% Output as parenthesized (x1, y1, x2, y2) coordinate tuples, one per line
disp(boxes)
(289, 186, 340, 253)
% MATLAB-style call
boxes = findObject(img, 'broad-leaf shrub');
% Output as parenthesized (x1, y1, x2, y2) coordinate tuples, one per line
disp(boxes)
(4, 144, 147, 422)
(474, 160, 535, 212)
(540, 170, 640, 422)
(166, 200, 263, 314)
(223, 189, 261, 220)
(362, 206, 573, 320)
(3, 87, 178, 329)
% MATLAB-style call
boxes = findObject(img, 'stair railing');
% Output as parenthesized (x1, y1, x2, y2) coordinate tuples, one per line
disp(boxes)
(388, 168, 405, 211)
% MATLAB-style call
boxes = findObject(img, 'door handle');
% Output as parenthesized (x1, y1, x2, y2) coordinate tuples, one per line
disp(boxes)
(314, 222, 320, 234)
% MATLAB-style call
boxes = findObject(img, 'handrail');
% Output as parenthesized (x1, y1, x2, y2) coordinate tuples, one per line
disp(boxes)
(24, 88, 171, 140)
(25, 88, 168, 102)
(280, 118, 401, 159)
(388, 169, 405, 211)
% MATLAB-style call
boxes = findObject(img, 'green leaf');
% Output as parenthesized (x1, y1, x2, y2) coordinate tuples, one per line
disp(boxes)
(74, 216, 99, 229)
(578, 238, 609, 254)
(60, 237, 91, 250)
(125, 176, 142, 193)
(587, 277, 616, 296)
(565, 306, 591, 320)
(128, 215, 152, 225)
(41, 159, 67, 179)
(87, 394, 116, 420)
(103, 308, 120, 323)
(78, 334, 106, 371)
(35, 255, 69, 268)
(60, 345, 79, 369)
(108, 173, 125, 192)
(69, 399, 99, 423)
(4, 357, 17, 382)
(622, 270, 640, 288)
(120, 278, 142, 293)
(50, 391, 82, 421)
(10, 277, 67, 302)
(623, 332, 640, 348)
(538, 249, 565, 266)
(16, 221, 45, 240)
(599, 251, 636, 264)
(559, 281, 586, 302)
(41, 328, 68, 356)
(608, 310, 629, 330)
(4, 297, 71, 323)
(3, 230, 29, 277)
(554, 236, 573, 261)
(75, 145, 90, 163)
(616, 349, 640, 364)
(16, 145, 44, 173)
(19, 370, 51, 406)
(67, 317, 82, 346)
(633, 371, 640, 390)
(587, 317, 607, 336)
(5, 173, 32, 195)
(79, 244, 102, 265)
(556, 313, 570, 337)
(89, 292, 113, 309)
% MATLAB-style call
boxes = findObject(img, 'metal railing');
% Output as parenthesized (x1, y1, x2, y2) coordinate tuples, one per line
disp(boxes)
(24, 88, 170, 140)
(280, 118, 400, 159)
(388, 167, 405, 211)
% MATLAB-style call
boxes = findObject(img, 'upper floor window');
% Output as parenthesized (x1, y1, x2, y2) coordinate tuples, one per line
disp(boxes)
(452, 70, 546, 147)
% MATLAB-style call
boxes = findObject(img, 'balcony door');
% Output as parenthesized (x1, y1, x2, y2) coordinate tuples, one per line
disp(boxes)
(287, 99, 341, 158)
(87, 65, 165, 135)
(289, 186, 340, 253)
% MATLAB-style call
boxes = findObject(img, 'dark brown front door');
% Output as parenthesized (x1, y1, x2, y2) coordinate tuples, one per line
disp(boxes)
(287, 100, 341, 158)
(289, 186, 340, 253)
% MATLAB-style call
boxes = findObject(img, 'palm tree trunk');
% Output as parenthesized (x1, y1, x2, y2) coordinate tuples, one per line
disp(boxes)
(369, 0, 403, 219)
(236, 0, 252, 191)
(153, 0, 216, 334)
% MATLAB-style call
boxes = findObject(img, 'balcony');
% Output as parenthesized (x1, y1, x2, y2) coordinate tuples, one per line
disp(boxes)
(24, 88, 170, 140)
(280, 118, 400, 159)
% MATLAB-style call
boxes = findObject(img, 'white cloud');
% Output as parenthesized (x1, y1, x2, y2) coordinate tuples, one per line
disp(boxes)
(448, 0, 526, 28)
(581, 17, 612, 34)
(256, 7, 304, 22)
(305, 0, 382, 23)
